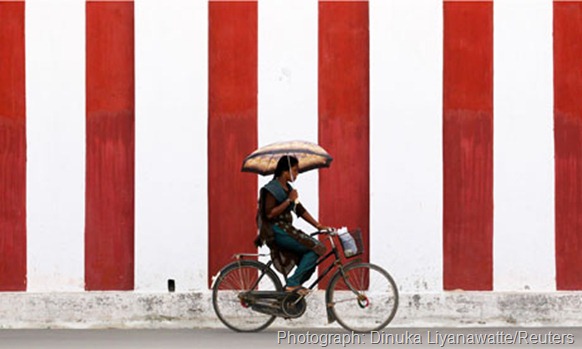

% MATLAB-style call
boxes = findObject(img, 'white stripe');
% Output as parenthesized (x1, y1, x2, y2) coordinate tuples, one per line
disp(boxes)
(257, 0, 319, 280)
(370, 0, 443, 293)
(493, 0, 555, 291)
(135, 0, 208, 291)
(25, 0, 85, 291)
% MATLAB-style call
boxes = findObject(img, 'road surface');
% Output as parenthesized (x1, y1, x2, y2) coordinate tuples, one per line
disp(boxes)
(0, 327, 579, 348)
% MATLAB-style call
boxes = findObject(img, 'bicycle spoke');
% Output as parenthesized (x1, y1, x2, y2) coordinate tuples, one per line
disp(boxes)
(213, 261, 282, 332)
(332, 297, 357, 304)
(217, 277, 238, 290)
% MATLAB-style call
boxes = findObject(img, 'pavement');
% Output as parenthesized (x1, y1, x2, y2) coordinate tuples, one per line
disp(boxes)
(0, 327, 580, 349)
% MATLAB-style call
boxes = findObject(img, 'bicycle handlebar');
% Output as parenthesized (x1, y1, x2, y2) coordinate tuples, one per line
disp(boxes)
(310, 228, 337, 237)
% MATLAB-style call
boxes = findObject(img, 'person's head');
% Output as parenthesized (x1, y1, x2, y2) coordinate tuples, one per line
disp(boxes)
(274, 155, 299, 182)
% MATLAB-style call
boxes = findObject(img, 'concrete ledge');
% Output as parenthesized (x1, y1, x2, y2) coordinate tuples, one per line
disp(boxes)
(1, 291, 581, 329)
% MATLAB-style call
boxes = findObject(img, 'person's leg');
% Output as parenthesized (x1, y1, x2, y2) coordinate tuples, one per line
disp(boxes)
(295, 251, 319, 285)
(273, 226, 318, 287)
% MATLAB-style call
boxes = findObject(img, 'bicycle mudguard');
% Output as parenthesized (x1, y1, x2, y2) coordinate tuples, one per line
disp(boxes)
(324, 258, 363, 324)
(210, 270, 222, 289)
(326, 303, 336, 324)
(340, 258, 363, 270)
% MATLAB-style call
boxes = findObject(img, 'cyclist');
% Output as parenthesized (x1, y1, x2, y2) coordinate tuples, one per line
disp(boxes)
(254, 155, 329, 295)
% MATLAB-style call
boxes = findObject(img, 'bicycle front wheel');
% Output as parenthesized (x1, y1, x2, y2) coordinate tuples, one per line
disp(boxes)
(212, 260, 282, 332)
(327, 262, 398, 332)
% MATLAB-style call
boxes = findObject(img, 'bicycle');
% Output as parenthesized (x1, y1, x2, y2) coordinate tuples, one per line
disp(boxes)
(211, 228, 399, 332)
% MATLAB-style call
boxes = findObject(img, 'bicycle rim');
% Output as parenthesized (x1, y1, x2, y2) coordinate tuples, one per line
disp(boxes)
(328, 263, 398, 332)
(212, 261, 282, 332)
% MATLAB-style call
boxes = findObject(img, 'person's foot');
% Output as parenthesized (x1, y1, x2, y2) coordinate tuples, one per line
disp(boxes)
(285, 286, 310, 296)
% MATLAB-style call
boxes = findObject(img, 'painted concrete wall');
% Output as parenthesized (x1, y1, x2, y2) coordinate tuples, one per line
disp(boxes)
(1, 0, 582, 328)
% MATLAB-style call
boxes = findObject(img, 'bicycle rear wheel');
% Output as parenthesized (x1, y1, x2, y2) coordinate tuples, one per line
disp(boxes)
(212, 260, 283, 332)
(327, 262, 398, 332)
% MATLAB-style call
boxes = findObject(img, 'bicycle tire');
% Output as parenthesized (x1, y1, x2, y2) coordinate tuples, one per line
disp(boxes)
(212, 260, 283, 332)
(326, 262, 398, 332)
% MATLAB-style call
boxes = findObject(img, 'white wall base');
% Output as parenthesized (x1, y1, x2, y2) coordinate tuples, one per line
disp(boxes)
(1, 291, 581, 329)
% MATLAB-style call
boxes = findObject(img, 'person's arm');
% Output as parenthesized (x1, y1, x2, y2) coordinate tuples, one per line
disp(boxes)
(297, 204, 327, 230)
(265, 191, 294, 219)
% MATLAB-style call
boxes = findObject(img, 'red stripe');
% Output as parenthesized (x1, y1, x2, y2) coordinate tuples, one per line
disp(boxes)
(208, 1, 258, 287)
(318, 1, 369, 287)
(85, 1, 135, 290)
(554, 2, 582, 290)
(443, 1, 493, 290)
(0, 2, 26, 291)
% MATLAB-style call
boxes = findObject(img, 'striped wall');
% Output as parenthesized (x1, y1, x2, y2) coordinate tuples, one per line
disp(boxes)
(257, 0, 319, 277)
(369, 0, 443, 293)
(318, 0, 370, 287)
(26, 0, 86, 291)
(85, 0, 135, 291)
(443, 0, 494, 291)
(134, 0, 208, 292)
(554, 1, 582, 291)
(493, 0, 555, 292)
(1, 0, 582, 294)
(0, 1, 26, 291)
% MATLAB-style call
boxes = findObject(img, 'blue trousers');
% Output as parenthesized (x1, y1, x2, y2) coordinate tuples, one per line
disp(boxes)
(273, 225, 319, 287)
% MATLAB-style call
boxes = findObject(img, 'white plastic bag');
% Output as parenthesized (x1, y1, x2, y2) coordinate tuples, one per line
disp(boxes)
(338, 227, 357, 257)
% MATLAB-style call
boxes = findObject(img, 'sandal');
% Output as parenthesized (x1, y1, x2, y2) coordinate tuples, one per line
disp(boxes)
(285, 286, 310, 296)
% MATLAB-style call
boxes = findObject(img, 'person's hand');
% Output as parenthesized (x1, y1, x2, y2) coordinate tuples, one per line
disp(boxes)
(288, 189, 299, 202)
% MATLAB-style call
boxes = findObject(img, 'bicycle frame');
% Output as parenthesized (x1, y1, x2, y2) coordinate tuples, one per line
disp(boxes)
(238, 232, 362, 298)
